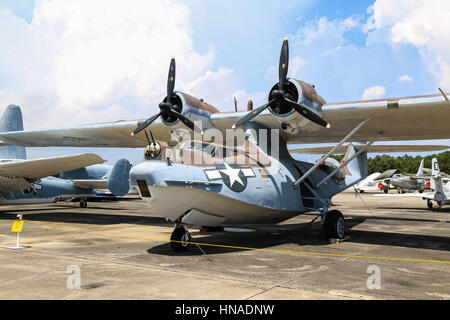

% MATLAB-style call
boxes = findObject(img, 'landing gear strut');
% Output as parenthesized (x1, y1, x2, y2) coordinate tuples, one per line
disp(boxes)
(79, 198, 87, 208)
(170, 224, 191, 252)
(323, 210, 345, 241)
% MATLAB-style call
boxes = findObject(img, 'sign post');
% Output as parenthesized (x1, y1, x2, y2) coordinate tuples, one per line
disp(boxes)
(8, 214, 30, 250)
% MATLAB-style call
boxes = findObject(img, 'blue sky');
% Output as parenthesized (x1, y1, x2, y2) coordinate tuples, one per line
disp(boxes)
(0, 0, 449, 165)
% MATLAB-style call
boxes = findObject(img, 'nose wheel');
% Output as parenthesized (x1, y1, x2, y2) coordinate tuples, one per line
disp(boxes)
(323, 210, 345, 241)
(170, 225, 192, 252)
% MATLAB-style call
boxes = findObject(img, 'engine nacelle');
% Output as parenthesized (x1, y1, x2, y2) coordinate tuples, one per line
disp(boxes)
(268, 79, 327, 134)
(160, 92, 219, 130)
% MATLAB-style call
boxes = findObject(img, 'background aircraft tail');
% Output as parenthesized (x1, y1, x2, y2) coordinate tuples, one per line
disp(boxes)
(0, 105, 26, 159)
(417, 159, 424, 176)
(431, 158, 445, 192)
(107, 158, 132, 196)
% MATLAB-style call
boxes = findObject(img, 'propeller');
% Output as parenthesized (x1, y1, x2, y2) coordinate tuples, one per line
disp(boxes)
(232, 37, 330, 129)
(132, 58, 201, 136)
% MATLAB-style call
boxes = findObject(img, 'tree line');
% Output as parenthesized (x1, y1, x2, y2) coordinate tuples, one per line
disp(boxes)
(331, 151, 449, 175)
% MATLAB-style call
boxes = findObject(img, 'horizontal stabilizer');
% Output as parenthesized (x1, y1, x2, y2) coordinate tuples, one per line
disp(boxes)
(290, 144, 449, 155)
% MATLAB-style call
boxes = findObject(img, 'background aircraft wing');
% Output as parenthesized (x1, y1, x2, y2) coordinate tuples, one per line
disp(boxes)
(0, 153, 105, 179)
(374, 192, 435, 199)
(0, 93, 449, 147)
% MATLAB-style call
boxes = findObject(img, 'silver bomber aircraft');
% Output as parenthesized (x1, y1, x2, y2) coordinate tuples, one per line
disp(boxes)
(1, 39, 450, 251)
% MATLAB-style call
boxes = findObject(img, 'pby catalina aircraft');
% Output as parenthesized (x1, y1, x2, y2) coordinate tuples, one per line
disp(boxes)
(376, 158, 450, 210)
(0, 105, 131, 207)
(1, 38, 449, 251)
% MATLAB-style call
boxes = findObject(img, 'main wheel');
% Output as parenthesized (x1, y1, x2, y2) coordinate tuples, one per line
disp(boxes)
(324, 210, 345, 240)
(80, 200, 87, 208)
(427, 199, 433, 210)
(170, 226, 191, 252)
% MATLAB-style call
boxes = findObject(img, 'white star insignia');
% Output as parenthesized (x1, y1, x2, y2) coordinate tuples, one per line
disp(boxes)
(220, 162, 244, 187)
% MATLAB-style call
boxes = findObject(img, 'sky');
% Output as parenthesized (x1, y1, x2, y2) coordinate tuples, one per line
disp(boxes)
(0, 0, 449, 165)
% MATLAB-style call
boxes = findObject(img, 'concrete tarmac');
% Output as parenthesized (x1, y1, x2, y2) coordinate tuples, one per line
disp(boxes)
(0, 191, 449, 300)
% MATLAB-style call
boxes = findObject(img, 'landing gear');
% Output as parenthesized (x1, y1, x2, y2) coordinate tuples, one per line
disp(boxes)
(427, 199, 433, 210)
(79, 199, 87, 208)
(426, 199, 443, 211)
(170, 225, 191, 252)
(323, 210, 345, 240)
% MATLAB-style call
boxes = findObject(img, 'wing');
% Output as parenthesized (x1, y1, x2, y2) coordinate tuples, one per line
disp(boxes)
(0, 120, 167, 148)
(289, 144, 449, 155)
(374, 192, 435, 199)
(0, 93, 449, 147)
(0, 153, 105, 179)
(211, 93, 450, 144)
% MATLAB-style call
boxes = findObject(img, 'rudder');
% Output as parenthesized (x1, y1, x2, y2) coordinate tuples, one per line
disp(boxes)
(107, 159, 132, 196)
(0, 105, 26, 159)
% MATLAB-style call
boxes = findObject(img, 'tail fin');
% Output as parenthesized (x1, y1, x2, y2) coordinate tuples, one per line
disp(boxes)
(0, 105, 26, 159)
(107, 159, 132, 196)
(430, 158, 444, 192)
(417, 158, 424, 176)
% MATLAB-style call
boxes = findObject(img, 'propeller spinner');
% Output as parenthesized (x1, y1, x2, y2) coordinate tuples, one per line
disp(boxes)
(132, 58, 201, 136)
(232, 38, 330, 129)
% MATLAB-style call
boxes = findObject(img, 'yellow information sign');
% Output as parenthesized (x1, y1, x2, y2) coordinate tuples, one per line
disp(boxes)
(11, 220, 24, 233)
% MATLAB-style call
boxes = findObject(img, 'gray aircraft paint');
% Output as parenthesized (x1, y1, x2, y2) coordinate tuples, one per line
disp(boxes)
(0, 105, 26, 159)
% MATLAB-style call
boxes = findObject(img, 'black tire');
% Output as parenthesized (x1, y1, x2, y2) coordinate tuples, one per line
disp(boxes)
(170, 226, 191, 252)
(427, 199, 433, 210)
(80, 200, 87, 208)
(324, 210, 345, 240)
(359, 190, 365, 194)
(384, 189, 388, 194)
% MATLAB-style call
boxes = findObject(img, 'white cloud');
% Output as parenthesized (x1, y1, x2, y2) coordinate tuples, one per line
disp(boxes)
(0, 0, 260, 130)
(362, 86, 386, 100)
(398, 75, 413, 83)
(367, 0, 450, 89)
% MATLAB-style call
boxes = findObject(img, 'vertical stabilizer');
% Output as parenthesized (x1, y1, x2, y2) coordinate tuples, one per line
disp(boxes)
(107, 159, 132, 196)
(417, 159, 424, 176)
(0, 105, 26, 159)
(430, 158, 444, 192)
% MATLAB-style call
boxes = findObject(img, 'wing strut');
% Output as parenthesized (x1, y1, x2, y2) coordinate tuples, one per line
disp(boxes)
(438, 88, 449, 102)
(315, 134, 382, 188)
(294, 120, 369, 186)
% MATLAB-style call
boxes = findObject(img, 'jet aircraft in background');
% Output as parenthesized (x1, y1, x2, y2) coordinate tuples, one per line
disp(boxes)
(376, 158, 450, 210)
(0, 39, 449, 251)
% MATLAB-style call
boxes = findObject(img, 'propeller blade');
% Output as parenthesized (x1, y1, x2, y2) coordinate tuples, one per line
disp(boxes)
(131, 112, 162, 136)
(169, 108, 202, 133)
(232, 100, 274, 129)
(279, 38, 289, 91)
(284, 98, 330, 128)
(167, 58, 176, 103)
